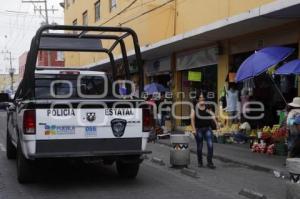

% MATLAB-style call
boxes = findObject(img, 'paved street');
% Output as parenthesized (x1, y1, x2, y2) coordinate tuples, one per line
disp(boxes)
(0, 111, 287, 199)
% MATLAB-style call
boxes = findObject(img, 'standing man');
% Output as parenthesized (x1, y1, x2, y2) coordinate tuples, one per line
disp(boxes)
(191, 94, 218, 169)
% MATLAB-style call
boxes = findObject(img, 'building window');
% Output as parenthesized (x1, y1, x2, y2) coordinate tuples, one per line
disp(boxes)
(82, 11, 88, 26)
(95, 0, 101, 22)
(110, 0, 117, 12)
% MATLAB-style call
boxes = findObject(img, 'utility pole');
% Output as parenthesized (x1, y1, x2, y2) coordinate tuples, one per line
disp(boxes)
(1, 50, 15, 93)
(22, 0, 58, 66)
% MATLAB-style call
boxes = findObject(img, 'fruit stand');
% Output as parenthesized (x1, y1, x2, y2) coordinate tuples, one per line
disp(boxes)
(247, 125, 288, 156)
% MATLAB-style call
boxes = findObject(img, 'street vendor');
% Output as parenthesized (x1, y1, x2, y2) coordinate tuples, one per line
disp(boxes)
(234, 121, 251, 144)
(191, 94, 219, 169)
(289, 115, 300, 157)
(287, 97, 300, 158)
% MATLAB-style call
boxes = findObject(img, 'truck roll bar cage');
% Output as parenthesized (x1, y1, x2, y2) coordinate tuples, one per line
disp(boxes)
(20, 25, 144, 99)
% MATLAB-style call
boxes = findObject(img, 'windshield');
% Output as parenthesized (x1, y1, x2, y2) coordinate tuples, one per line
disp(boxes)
(35, 74, 112, 99)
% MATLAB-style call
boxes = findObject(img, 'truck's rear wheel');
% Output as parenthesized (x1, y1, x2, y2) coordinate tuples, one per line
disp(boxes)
(17, 143, 35, 183)
(6, 129, 16, 159)
(116, 161, 139, 179)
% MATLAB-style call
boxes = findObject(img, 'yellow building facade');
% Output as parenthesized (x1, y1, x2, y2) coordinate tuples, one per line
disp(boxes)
(64, 0, 276, 66)
(64, 0, 300, 128)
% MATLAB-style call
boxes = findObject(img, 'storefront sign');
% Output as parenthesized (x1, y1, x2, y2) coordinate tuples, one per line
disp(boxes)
(145, 57, 171, 76)
(176, 46, 218, 71)
(188, 71, 202, 82)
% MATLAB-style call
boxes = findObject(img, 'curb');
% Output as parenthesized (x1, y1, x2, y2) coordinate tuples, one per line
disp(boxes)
(151, 157, 165, 166)
(239, 188, 267, 199)
(157, 140, 283, 174)
(181, 168, 199, 178)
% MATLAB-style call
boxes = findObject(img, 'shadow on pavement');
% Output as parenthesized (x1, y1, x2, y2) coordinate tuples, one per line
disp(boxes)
(30, 159, 142, 187)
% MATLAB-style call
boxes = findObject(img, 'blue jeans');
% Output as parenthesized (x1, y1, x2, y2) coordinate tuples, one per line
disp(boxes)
(195, 127, 214, 164)
(288, 133, 300, 157)
(160, 113, 166, 126)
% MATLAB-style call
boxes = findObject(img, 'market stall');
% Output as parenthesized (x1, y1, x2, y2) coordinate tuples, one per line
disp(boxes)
(184, 121, 288, 156)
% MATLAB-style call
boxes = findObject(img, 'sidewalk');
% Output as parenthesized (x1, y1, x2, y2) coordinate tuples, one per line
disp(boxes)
(157, 133, 287, 173)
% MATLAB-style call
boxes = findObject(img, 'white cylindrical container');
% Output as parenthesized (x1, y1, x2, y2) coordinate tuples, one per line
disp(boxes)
(142, 132, 150, 151)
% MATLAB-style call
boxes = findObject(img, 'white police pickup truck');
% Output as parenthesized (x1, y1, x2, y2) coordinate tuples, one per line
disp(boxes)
(6, 25, 151, 183)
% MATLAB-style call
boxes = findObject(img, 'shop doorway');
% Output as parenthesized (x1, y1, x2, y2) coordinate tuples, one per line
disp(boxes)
(181, 64, 218, 126)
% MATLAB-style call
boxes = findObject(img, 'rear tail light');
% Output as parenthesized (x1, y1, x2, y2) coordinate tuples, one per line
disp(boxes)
(23, 110, 36, 134)
(143, 108, 152, 132)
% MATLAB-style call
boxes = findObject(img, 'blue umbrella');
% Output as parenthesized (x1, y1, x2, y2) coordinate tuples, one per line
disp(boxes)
(236, 46, 294, 82)
(276, 59, 300, 75)
(144, 83, 168, 94)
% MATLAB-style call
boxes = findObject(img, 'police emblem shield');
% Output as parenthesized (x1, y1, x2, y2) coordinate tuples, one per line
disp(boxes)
(111, 118, 127, 137)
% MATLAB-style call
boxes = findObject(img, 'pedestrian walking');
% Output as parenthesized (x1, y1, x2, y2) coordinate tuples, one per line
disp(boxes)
(191, 94, 219, 169)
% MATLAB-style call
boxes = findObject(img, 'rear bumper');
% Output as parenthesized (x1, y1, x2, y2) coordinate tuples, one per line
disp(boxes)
(28, 150, 151, 159)
(28, 138, 151, 159)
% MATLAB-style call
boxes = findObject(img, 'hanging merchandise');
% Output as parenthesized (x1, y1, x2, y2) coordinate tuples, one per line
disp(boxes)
(240, 88, 250, 114)
(278, 111, 286, 125)
(267, 65, 276, 75)
(243, 79, 255, 96)
(294, 76, 299, 88)
(280, 76, 289, 93)
(219, 86, 227, 109)
(226, 88, 239, 112)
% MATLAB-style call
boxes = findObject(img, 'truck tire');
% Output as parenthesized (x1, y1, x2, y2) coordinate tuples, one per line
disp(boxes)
(116, 161, 140, 179)
(16, 142, 35, 183)
(6, 129, 16, 159)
